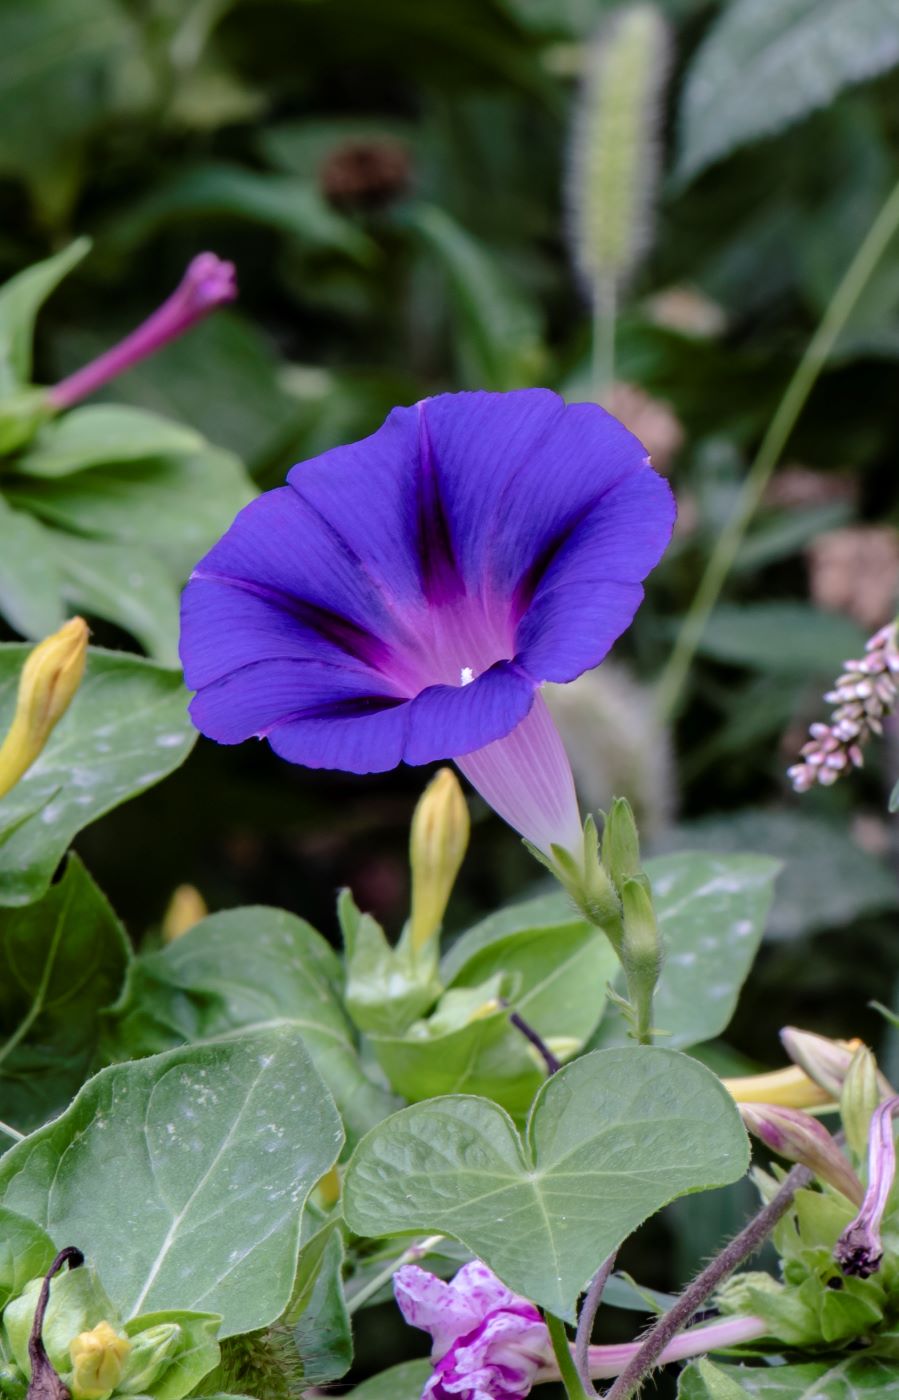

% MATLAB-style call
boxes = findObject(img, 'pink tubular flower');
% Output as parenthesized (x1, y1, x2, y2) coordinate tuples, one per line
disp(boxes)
(395, 1263, 551, 1400)
(48, 252, 237, 411)
(395, 1261, 770, 1400)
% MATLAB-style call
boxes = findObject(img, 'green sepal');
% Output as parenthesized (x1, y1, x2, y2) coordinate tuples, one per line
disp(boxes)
(0, 388, 53, 456)
(120, 1311, 221, 1400)
(338, 889, 442, 1036)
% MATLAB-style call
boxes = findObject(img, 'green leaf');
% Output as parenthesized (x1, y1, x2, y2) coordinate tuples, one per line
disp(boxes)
(346, 1361, 433, 1400)
(15, 406, 205, 478)
(0, 498, 64, 639)
(290, 1229, 352, 1387)
(0, 854, 130, 1132)
(685, 603, 865, 674)
(372, 915, 618, 1115)
(660, 810, 899, 941)
(0, 239, 89, 391)
(889, 778, 899, 814)
(107, 163, 378, 265)
(591, 852, 779, 1050)
(6, 445, 255, 580)
(0, 645, 196, 907)
(677, 0, 899, 181)
(49, 531, 181, 665)
(343, 1047, 748, 1319)
(102, 905, 398, 1146)
(678, 1358, 753, 1400)
(404, 202, 544, 390)
(679, 1357, 899, 1399)
(0, 1206, 56, 1309)
(0, 1028, 344, 1336)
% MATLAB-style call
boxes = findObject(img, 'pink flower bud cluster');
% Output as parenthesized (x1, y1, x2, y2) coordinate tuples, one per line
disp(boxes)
(788, 622, 899, 792)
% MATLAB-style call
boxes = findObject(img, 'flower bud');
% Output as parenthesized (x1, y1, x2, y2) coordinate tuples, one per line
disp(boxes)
(835, 1096, 899, 1278)
(601, 796, 642, 893)
(161, 884, 207, 943)
(723, 1064, 831, 1110)
(740, 1103, 864, 1205)
(841, 1045, 882, 1159)
(409, 768, 470, 952)
(0, 618, 88, 799)
(4, 1266, 116, 1379)
(69, 1321, 131, 1399)
(780, 1028, 892, 1101)
(115, 1322, 179, 1395)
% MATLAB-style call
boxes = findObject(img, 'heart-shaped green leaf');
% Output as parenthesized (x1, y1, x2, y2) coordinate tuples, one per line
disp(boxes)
(0, 1028, 344, 1335)
(343, 1047, 748, 1318)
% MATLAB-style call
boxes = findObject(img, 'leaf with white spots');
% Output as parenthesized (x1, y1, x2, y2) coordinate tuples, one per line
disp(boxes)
(0, 1028, 344, 1336)
(590, 853, 780, 1050)
(343, 1047, 748, 1319)
(0, 645, 195, 906)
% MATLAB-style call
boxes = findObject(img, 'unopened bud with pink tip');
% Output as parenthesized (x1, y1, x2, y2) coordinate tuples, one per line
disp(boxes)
(780, 1027, 893, 1103)
(739, 1103, 864, 1205)
(48, 253, 236, 411)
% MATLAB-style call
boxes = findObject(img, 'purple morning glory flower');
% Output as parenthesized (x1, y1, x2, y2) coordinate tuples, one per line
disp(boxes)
(180, 390, 674, 854)
(394, 1261, 551, 1400)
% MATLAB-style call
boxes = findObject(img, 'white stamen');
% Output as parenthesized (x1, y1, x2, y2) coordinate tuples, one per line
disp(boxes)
(460, 666, 474, 686)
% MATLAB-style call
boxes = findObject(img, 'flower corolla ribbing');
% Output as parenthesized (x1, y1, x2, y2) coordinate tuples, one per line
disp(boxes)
(394, 1262, 550, 1400)
(180, 390, 674, 854)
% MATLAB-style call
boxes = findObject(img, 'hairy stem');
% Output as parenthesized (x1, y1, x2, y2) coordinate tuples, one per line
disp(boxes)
(575, 1253, 618, 1397)
(655, 175, 899, 724)
(603, 1164, 811, 1400)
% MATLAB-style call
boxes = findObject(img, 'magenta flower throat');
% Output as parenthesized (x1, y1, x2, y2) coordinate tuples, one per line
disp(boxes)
(180, 389, 674, 855)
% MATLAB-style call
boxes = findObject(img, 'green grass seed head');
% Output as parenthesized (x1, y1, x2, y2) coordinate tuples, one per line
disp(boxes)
(568, 2, 671, 300)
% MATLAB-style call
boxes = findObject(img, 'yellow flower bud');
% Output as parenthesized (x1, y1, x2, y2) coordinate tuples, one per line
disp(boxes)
(0, 617, 88, 800)
(69, 1321, 131, 1400)
(408, 768, 470, 952)
(161, 884, 208, 942)
(722, 1064, 833, 1110)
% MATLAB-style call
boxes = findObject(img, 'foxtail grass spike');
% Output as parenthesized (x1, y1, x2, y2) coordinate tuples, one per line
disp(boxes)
(567, 3, 671, 401)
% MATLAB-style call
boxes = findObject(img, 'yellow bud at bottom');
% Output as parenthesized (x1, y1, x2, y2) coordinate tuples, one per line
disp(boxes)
(69, 1321, 131, 1400)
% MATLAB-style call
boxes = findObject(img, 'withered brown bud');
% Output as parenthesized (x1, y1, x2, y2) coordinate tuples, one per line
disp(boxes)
(319, 139, 412, 211)
(27, 1249, 84, 1400)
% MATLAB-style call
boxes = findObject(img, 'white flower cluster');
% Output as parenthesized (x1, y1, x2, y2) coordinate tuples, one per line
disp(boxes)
(788, 622, 899, 792)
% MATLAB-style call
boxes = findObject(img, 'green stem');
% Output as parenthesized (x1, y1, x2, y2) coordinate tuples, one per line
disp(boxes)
(0, 1118, 24, 1143)
(346, 1235, 444, 1316)
(546, 1312, 593, 1400)
(655, 175, 899, 724)
(592, 277, 617, 406)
